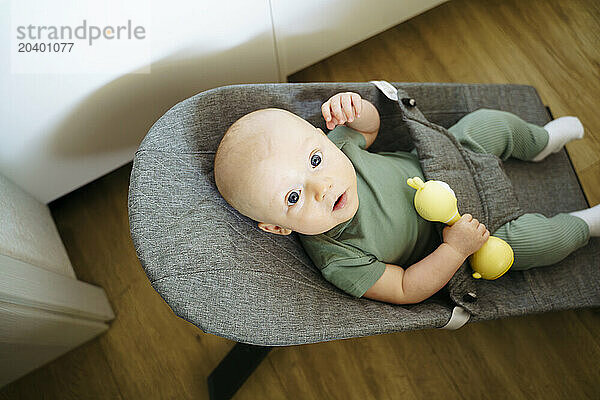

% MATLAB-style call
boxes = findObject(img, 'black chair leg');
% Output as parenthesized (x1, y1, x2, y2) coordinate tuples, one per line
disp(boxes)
(207, 342, 274, 400)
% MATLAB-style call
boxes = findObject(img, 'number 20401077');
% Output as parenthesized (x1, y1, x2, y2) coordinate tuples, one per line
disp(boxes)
(18, 42, 74, 52)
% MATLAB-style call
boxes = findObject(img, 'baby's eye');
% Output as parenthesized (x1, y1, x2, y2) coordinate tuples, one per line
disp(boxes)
(286, 190, 300, 206)
(310, 150, 322, 167)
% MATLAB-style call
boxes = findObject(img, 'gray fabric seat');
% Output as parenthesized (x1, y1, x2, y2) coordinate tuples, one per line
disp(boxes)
(128, 82, 600, 346)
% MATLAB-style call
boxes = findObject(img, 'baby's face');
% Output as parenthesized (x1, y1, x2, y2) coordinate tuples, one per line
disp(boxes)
(252, 117, 359, 235)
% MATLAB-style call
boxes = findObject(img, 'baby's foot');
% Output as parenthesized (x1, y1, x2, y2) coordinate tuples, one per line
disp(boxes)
(569, 204, 600, 237)
(531, 116, 584, 162)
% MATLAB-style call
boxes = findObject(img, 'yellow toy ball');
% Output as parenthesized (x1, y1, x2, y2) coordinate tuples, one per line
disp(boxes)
(468, 236, 514, 279)
(407, 177, 514, 280)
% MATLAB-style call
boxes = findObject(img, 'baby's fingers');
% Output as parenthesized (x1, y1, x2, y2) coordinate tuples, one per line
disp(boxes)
(322, 92, 361, 129)
(341, 93, 354, 122)
(481, 229, 490, 242)
(477, 222, 490, 237)
(330, 97, 346, 124)
(321, 101, 333, 123)
(326, 116, 340, 130)
(351, 93, 362, 117)
(322, 102, 341, 129)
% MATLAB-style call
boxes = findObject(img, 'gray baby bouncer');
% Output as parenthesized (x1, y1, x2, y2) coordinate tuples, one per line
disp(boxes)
(127, 81, 600, 400)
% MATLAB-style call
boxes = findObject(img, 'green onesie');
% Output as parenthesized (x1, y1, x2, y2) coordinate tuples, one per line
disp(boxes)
(297, 109, 590, 299)
(297, 125, 441, 298)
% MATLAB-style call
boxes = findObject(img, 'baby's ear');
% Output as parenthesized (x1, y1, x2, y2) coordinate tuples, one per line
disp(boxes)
(258, 222, 292, 236)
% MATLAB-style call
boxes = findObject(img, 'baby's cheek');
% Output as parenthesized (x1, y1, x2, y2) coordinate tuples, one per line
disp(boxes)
(286, 211, 303, 227)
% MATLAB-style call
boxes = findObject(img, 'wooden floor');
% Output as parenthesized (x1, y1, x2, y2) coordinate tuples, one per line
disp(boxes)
(2, 0, 599, 398)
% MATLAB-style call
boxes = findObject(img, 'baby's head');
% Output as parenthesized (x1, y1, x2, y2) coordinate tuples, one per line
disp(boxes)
(214, 108, 359, 235)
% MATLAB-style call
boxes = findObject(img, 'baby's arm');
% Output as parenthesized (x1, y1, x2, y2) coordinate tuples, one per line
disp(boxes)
(363, 243, 465, 304)
(363, 214, 489, 304)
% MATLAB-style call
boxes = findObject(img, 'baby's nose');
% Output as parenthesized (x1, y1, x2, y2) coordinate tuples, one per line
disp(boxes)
(310, 179, 333, 201)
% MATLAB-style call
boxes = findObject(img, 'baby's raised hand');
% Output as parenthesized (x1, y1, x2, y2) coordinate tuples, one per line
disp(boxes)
(321, 92, 363, 130)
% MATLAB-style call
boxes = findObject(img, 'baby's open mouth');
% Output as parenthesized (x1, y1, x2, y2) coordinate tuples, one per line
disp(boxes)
(333, 190, 347, 212)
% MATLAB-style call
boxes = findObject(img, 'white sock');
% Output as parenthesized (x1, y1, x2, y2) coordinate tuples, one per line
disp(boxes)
(569, 204, 600, 237)
(531, 116, 584, 162)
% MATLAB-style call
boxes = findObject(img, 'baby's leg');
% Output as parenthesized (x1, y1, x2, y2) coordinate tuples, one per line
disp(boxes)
(447, 108, 579, 162)
(493, 212, 590, 270)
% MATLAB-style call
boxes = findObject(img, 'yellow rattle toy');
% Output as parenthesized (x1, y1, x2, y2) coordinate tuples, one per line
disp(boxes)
(407, 177, 514, 280)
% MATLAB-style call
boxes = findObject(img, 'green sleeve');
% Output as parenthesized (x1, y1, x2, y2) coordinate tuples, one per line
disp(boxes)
(322, 257, 387, 298)
(298, 232, 386, 298)
(326, 125, 367, 150)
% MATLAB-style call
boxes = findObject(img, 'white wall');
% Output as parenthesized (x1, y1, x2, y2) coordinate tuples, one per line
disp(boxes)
(1, 0, 279, 203)
(1, 0, 446, 204)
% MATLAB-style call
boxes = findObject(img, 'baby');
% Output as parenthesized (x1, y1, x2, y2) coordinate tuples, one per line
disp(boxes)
(214, 91, 599, 304)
